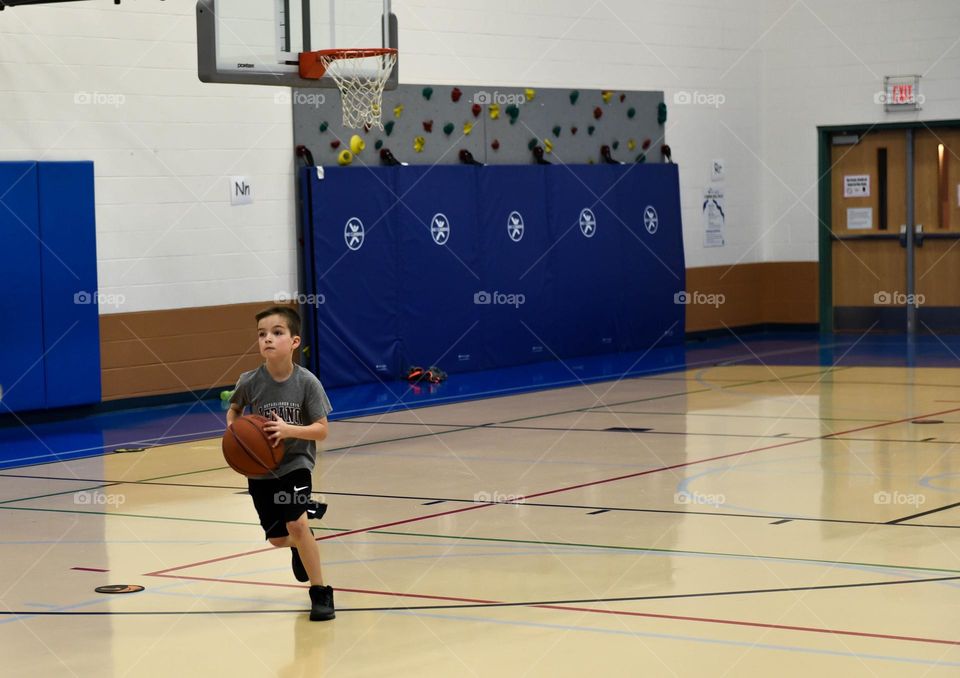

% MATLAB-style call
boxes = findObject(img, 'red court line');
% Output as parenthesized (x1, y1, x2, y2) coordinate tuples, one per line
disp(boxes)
(144, 502, 491, 576)
(819, 406, 960, 438)
(540, 605, 960, 647)
(144, 404, 960, 579)
(147, 573, 959, 647)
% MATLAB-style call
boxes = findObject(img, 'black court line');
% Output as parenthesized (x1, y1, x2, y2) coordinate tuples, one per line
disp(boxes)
(781, 378, 960, 390)
(336, 420, 480, 428)
(887, 500, 960, 525)
(591, 410, 892, 423)
(770, 519, 793, 525)
(4, 573, 958, 617)
(460, 424, 956, 446)
(2, 474, 958, 530)
(0, 367, 843, 503)
(587, 509, 611, 515)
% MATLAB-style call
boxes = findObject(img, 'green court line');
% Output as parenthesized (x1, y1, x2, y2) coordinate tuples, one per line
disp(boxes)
(2, 503, 956, 576)
(365, 529, 960, 576)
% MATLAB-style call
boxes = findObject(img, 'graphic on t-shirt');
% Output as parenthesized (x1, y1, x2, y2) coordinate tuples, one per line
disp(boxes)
(258, 401, 304, 425)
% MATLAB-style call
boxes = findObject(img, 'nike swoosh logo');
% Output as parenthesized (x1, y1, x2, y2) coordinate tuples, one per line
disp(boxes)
(293, 485, 308, 492)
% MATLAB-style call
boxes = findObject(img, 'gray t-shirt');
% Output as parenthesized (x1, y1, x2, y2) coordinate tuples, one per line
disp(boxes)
(230, 364, 333, 479)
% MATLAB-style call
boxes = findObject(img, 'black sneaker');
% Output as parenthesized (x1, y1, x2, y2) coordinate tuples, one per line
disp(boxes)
(291, 547, 309, 582)
(309, 585, 335, 621)
(306, 501, 328, 521)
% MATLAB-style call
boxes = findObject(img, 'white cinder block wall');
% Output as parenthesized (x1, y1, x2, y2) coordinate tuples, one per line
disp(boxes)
(3, 0, 959, 314)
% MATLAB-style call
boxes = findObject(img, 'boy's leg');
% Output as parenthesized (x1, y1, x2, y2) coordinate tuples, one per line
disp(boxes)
(286, 513, 323, 585)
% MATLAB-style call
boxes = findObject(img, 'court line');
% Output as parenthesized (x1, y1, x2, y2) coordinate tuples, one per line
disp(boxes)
(888, 500, 960, 525)
(124, 404, 960, 575)
(2, 503, 955, 574)
(0, 482, 123, 506)
(4, 478, 959, 532)
(131, 573, 960, 647)
(386, 611, 960, 668)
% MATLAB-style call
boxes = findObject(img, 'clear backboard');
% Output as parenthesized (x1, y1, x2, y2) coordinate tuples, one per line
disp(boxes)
(197, 0, 397, 89)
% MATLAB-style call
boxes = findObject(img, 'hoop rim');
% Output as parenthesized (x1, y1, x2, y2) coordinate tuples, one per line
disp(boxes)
(306, 48, 398, 61)
(299, 48, 398, 81)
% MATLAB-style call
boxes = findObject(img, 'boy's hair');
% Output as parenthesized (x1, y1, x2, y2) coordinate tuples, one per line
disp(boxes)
(256, 306, 301, 337)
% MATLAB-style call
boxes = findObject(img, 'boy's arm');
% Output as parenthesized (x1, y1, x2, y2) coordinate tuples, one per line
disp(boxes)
(263, 414, 328, 446)
(226, 403, 244, 426)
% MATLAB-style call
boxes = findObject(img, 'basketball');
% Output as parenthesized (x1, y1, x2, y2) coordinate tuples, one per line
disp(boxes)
(222, 415, 285, 477)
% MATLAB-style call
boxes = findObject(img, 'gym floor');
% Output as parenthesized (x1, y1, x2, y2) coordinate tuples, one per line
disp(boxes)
(1, 334, 959, 676)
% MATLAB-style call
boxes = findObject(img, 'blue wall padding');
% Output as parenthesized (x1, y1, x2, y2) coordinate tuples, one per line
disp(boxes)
(396, 166, 484, 376)
(477, 166, 554, 369)
(302, 164, 685, 388)
(0, 161, 100, 413)
(300, 167, 403, 388)
(0, 163, 46, 411)
(38, 162, 101, 408)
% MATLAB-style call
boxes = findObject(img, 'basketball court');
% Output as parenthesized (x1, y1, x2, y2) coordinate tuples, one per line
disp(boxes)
(3, 335, 960, 675)
(2, 0, 959, 675)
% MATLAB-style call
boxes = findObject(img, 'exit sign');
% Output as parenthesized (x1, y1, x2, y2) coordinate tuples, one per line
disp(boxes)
(883, 75, 922, 111)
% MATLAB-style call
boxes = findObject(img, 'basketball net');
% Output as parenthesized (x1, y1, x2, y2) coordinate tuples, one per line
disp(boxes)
(302, 49, 398, 130)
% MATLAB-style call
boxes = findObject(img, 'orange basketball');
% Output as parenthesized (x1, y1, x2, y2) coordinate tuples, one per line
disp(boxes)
(222, 414, 285, 477)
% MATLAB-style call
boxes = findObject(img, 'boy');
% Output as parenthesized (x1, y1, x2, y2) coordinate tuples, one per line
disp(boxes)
(227, 306, 335, 621)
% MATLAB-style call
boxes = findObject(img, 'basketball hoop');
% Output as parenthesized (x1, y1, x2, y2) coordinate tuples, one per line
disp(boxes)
(299, 48, 398, 129)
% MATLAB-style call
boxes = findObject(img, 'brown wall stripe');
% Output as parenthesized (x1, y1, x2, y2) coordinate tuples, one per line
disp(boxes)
(99, 264, 818, 401)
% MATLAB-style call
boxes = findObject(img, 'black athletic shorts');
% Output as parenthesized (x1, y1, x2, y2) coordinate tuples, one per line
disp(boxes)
(247, 468, 313, 539)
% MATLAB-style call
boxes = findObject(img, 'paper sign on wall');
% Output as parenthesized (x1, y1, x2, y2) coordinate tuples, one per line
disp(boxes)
(230, 176, 253, 205)
(847, 207, 873, 230)
(844, 175, 870, 198)
(703, 187, 725, 247)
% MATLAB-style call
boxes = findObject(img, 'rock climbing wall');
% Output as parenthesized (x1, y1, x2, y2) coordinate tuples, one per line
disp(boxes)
(292, 84, 666, 167)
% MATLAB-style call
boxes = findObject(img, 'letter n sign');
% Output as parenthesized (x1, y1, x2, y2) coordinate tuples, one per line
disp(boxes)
(230, 176, 253, 205)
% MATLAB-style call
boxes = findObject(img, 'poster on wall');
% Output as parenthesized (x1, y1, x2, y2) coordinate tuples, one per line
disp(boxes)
(846, 207, 873, 230)
(703, 187, 725, 247)
(843, 175, 870, 198)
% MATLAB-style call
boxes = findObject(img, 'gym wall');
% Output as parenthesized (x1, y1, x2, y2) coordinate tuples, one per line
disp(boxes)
(7, 2, 957, 400)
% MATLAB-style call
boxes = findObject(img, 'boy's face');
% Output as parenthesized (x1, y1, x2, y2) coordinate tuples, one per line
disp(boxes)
(257, 314, 301, 361)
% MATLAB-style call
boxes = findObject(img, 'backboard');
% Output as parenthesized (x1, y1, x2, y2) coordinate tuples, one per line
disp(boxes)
(197, 0, 398, 89)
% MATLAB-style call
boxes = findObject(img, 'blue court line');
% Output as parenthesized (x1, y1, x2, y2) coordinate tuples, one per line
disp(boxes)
(920, 473, 960, 494)
(384, 610, 960, 668)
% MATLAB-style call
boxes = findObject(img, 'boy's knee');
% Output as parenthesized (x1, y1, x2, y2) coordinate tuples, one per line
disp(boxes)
(286, 516, 310, 539)
(268, 536, 287, 547)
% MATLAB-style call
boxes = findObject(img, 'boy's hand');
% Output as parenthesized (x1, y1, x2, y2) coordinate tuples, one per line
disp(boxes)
(263, 412, 293, 447)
